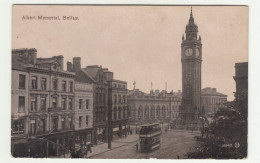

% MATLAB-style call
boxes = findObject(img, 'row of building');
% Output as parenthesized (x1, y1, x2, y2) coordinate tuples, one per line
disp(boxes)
(11, 48, 128, 157)
(11, 48, 228, 157)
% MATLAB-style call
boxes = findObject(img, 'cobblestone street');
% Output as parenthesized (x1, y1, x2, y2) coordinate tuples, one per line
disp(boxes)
(90, 130, 200, 159)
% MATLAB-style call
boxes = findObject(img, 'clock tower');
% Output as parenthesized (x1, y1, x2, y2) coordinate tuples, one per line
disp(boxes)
(180, 8, 202, 129)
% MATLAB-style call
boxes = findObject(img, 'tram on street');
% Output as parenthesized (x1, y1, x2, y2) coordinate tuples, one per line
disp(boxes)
(139, 123, 162, 153)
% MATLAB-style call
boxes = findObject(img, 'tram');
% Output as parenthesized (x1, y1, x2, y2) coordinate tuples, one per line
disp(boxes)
(139, 123, 162, 152)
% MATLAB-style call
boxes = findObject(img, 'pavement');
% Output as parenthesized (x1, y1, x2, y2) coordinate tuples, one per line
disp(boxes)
(87, 134, 139, 158)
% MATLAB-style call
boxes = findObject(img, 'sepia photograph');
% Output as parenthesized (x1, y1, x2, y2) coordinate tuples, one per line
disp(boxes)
(11, 5, 248, 159)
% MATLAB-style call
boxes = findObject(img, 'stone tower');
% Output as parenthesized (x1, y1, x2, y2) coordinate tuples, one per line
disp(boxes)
(180, 7, 203, 129)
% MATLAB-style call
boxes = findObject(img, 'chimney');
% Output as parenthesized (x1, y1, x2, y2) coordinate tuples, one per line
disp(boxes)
(28, 48, 37, 64)
(67, 61, 73, 72)
(55, 55, 64, 70)
(73, 57, 81, 71)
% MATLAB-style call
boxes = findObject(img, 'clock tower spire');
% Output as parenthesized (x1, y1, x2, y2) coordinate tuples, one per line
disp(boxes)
(178, 7, 203, 130)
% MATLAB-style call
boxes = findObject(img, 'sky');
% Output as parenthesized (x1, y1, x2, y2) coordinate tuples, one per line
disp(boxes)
(12, 5, 248, 101)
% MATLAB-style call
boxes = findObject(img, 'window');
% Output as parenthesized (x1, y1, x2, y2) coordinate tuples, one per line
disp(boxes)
(30, 119, 36, 134)
(18, 96, 25, 112)
(52, 97, 57, 108)
(62, 97, 66, 110)
(118, 108, 121, 119)
(79, 99, 83, 109)
(67, 117, 72, 129)
(79, 116, 82, 128)
(99, 94, 102, 104)
(86, 100, 89, 109)
(122, 95, 126, 103)
(12, 119, 24, 135)
(86, 116, 89, 127)
(38, 118, 46, 133)
(113, 107, 117, 120)
(113, 84, 117, 88)
(122, 85, 126, 89)
(41, 78, 46, 90)
(68, 98, 73, 110)
(30, 96, 37, 111)
(123, 107, 126, 119)
(118, 84, 121, 89)
(69, 81, 73, 92)
(31, 76, 37, 89)
(103, 94, 106, 104)
(19, 74, 26, 89)
(95, 93, 98, 104)
(61, 117, 66, 129)
(52, 117, 58, 131)
(62, 81, 66, 91)
(52, 79, 58, 90)
(113, 94, 117, 103)
(40, 96, 46, 111)
(118, 95, 121, 104)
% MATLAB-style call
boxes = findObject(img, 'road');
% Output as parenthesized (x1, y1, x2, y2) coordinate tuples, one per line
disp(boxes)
(91, 130, 200, 159)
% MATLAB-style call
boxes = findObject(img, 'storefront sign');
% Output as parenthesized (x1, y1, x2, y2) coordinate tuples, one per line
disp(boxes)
(12, 89, 27, 95)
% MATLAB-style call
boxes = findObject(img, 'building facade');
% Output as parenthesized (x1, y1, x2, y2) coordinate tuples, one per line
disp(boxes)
(68, 57, 109, 145)
(233, 62, 248, 102)
(179, 8, 203, 129)
(74, 82, 94, 147)
(12, 49, 76, 157)
(201, 87, 227, 117)
(107, 78, 128, 139)
(127, 89, 181, 126)
(11, 50, 31, 157)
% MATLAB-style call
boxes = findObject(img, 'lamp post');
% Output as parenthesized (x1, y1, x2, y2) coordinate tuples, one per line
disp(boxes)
(135, 123, 138, 134)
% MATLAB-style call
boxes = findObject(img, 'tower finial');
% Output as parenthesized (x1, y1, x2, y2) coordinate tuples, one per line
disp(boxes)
(190, 6, 193, 17)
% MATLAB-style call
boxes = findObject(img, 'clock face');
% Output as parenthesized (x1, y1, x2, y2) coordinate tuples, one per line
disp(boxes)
(195, 48, 200, 57)
(185, 48, 193, 57)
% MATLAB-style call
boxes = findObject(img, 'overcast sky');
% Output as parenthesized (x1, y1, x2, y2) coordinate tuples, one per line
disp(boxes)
(12, 5, 248, 101)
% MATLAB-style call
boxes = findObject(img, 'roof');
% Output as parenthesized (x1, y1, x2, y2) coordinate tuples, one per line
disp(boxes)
(84, 66, 100, 79)
(74, 68, 95, 83)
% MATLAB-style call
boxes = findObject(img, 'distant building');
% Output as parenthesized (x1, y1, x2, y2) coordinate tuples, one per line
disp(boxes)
(74, 82, 94, 147)
(201, 87, 227, 117)
(127, 89, 181, 125)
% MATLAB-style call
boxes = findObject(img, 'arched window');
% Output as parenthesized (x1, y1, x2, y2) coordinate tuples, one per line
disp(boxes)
(138, 106, 143, 120)
(144, 106, 149, 120)
(157, 106, 161, 119)
(162, 105, 166, 118)
(151, 106, 155, 119)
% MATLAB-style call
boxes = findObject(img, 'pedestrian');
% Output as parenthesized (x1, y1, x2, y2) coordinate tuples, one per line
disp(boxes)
(130, 129, 132, 135)
(87, 142, 92, 153)
(136, 143, 139, 152)
(177, 155, 180, 159)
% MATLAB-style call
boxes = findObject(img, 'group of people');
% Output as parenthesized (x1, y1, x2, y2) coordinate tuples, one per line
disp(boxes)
(126, 127, 133, 135)
(70, 142, 92, 158)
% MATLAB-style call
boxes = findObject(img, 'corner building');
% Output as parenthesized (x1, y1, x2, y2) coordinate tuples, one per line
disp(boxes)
(12, 49, 76, 157)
